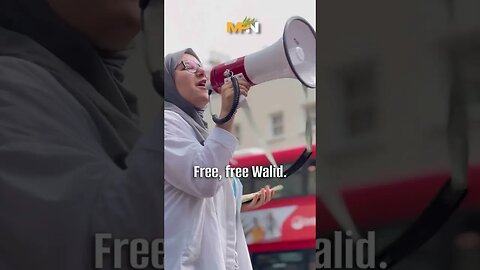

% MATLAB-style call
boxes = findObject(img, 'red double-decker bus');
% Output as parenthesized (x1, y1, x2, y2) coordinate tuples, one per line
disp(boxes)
(316, 165, 480, 270)
(232, 145, 317, 269)
(233, 145, 480, 270)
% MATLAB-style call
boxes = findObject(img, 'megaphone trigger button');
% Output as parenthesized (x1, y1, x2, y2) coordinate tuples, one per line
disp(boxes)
(223, 69, 233, 78)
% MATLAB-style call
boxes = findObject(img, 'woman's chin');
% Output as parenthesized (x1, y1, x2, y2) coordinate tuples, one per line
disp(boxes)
(194, 99, 209, 110)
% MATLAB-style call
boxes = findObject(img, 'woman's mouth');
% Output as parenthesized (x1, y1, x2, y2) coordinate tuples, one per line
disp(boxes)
(196, 80, 207, 89)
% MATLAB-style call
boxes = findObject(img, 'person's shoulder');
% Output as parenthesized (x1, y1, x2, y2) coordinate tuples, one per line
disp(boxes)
(164, 110, 200, 139)
(0, 56, 59, 91)
(0, 55, 45, 72)
(164, 110, 183, 121)
(164, 110, 191, 130)
(0, 55, 77, 105)
(0, 56, 87, 121)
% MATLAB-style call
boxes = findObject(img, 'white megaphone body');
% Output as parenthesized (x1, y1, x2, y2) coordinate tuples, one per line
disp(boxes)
(207, 16, 316, 98)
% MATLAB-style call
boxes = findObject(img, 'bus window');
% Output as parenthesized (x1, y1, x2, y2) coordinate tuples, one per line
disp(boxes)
(252, 250, 314, 270)
(240, 177, 254, 195)
(252, 167, 304, 198)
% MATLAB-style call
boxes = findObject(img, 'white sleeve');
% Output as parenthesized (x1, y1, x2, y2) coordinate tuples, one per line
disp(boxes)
(164, 111, 238, 198)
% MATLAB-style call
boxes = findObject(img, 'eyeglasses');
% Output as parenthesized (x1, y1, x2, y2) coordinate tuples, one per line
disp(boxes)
(176, 60, 204, 74)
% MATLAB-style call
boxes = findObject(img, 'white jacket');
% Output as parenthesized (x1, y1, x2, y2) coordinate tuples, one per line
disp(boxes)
(164, 110, 253, 270)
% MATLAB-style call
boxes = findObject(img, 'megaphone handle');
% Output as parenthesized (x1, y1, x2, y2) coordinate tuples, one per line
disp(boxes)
(211, 75, 241, 124)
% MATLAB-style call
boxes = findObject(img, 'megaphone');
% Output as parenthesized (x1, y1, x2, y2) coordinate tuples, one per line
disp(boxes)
(208, 16, 316, 93)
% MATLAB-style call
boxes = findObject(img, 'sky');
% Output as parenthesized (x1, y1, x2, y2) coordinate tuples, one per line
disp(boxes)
(165, 0, 316, 64)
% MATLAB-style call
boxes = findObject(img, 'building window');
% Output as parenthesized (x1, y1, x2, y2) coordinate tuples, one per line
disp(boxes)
(340, 63, 378, 138)
(270, 112, 284, 138)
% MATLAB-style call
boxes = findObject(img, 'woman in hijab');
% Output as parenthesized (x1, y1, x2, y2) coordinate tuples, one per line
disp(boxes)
(164, 48, 276, 270)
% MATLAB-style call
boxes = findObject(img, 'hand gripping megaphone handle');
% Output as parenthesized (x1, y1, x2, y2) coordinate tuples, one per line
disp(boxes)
(210, 75, 241, 124)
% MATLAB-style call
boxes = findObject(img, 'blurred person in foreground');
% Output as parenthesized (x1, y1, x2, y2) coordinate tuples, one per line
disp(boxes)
(164, 49, 277, 270)
(0, 0, 162, 269)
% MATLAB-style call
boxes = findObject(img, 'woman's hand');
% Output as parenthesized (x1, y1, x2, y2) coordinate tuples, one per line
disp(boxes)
(219, 78, 250, 115)
(216, 78, 250, 132)
(241, 185, 276, 212)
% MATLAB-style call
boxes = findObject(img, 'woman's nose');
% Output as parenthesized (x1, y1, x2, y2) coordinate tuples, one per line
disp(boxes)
(196, 66, 206, 77)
